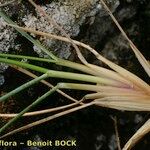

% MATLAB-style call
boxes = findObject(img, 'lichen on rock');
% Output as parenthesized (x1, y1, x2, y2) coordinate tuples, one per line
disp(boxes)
(0, 0, 22, 75)
(1, 0, 120, 59)
(0, 17, 18, 53)
(22, 0, 103, 58)
(0, 17, 18, 79)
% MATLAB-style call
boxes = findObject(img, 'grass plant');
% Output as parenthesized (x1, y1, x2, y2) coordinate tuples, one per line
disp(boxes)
(0, 0, 150, 149)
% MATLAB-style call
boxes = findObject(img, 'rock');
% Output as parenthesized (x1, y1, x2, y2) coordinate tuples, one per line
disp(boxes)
(0, 18, 10, 80)
(21, 0, 120, 58)
(22, 0, 101, 58)
(80, 4, 136, 49)
(0, 17, 19, 85)
(0, 0, 21, 77)
(0, 0, 120, 59)
(0, 74, 5, 86)
(0, 17, 18, 53)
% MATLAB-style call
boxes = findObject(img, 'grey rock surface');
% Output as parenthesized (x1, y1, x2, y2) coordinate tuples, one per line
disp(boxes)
(0, 17, 18, 53)
(0, 0, 120, 59)
(0, 17, 15, 81)
(22, 0, 119, 58)
(0, 1, 21, 76)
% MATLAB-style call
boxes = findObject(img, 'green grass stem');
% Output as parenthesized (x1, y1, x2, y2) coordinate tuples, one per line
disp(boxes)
(0, 74, 48, 102)
(0, 53, 97, 76)
(0, 86, 58, 135)
(0, 58, 122, 87)
(0, 53, 56, 63)
(0, 54, 131, 87)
